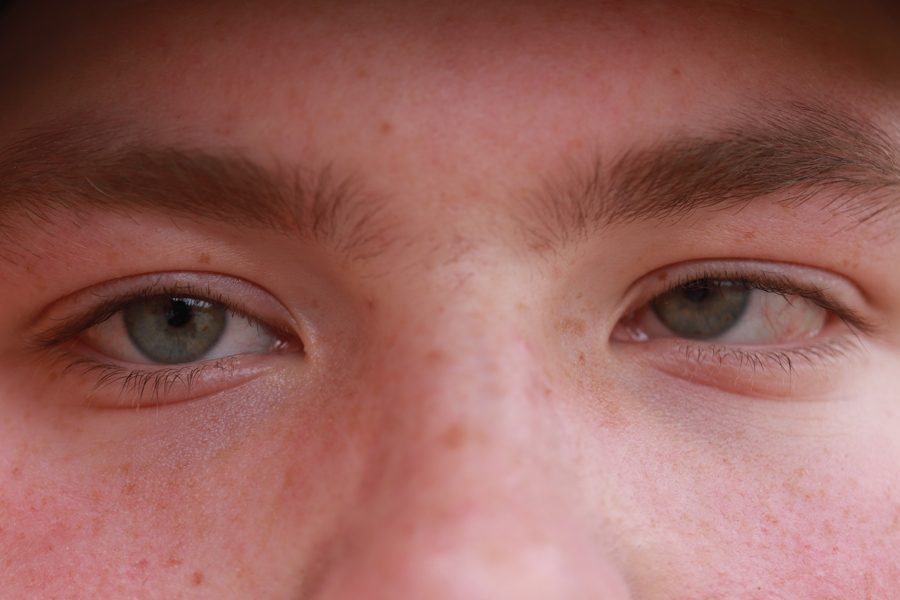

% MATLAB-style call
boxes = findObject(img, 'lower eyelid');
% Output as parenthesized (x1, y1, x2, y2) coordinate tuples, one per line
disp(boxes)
(47, 350, 284, 409)
(613, 334, 865, 399)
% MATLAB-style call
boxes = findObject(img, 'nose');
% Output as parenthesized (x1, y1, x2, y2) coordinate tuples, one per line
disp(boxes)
(308, 296, 633, 599)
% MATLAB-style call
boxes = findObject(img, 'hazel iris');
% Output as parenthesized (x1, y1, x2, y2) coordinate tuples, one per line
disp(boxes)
(651, 280, 751, 340)
(123, 296, 227, 364)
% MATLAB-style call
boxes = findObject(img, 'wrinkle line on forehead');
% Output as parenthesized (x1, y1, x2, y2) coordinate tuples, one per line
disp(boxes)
(0, 113, 397, 263)
(525, 101, 900, 251)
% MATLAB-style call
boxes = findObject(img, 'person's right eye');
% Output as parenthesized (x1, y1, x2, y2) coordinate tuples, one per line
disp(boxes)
(30, 272, 304, 408)
(82, 294, 289, 365)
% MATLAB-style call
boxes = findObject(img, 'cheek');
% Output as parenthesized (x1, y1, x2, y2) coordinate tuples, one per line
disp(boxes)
(657, 449, 900, 595)
(0, 451, 216, 594)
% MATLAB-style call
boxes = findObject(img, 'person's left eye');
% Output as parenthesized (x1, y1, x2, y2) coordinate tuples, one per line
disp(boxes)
(609, 261, 876, 397)
(615, 279, 828, 345)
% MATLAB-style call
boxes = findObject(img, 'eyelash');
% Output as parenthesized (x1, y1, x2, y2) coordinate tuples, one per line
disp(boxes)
(33, 280, 298, 406)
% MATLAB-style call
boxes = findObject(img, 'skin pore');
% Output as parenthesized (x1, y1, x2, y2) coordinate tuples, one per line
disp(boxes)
(0, 1, 899, 598)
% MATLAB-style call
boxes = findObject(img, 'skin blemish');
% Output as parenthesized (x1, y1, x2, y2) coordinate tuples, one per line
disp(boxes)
(440, 423, 468, 450)
(379, 120, 393, 135)
(198, 252, 211, 265)
(191, 571, 205, 586)
(424, 349, 447, 365)
(165, 556, 184, 568)
(556, 318, 586, 336)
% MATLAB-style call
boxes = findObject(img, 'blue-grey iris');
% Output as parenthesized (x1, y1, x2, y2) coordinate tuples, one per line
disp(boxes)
(123, 296, 227, 364)
(651, 280, 750, 340)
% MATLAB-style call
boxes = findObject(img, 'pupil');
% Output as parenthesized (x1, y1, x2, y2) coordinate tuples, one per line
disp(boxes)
(682, 284, 711, 304)
(165, 299, 193, 328)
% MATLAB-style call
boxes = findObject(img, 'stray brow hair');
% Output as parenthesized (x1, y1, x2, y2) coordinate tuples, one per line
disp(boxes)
(0, 115, 395, 261)
(528, 102, 900, 249)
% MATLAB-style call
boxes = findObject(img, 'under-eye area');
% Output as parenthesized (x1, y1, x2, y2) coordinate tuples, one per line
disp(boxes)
(27, 272, 304, 407)
(610, 260, 876, 396)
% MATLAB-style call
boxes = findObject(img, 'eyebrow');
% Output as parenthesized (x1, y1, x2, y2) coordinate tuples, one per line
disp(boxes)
(0, 116, 394, 261)
(526, 102, 900, 249)
(0, 103, 897, 261)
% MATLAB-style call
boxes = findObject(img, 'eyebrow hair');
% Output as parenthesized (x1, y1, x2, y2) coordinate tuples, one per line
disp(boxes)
(526, 102, 900, 249)
(0, 103, 897, 263)
(0, 116, 395, 262)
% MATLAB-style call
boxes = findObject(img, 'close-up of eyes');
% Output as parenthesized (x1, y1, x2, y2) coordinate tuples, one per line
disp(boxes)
(27, 262, 877, 407)
(30, 273, 304, 407)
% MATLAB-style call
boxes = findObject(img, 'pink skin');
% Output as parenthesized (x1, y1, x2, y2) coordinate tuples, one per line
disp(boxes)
(1, 1, 900, 597)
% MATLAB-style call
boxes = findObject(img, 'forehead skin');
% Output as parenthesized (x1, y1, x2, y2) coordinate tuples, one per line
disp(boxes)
(0, 1, 900, 599)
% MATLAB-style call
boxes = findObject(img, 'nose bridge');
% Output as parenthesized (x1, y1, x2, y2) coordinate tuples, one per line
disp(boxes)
(384, 290, 559, 482)
(307, 290, 633, 599)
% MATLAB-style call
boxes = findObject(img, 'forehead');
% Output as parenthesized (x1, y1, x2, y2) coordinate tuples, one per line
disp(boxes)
(0, 1, 898, 199)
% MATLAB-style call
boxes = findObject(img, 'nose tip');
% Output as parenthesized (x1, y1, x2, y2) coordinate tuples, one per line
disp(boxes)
(308, 494, 633, 600)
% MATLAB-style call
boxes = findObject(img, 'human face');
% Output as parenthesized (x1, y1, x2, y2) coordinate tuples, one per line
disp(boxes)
(1, 1, 899, 597)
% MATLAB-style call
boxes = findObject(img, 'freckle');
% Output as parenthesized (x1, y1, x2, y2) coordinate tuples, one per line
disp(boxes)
(557, 318, 586, 336)
(656, 272, 668, 282)
(439, 423, 468, 449)
(198, 252, 211, 265)
(355, 66, 370, 79)
(516, 302, 529, 313)
(671, 66, 682, 77)
(889, 505, 900, 532)
(166, 556, 184, 567)
(425, 349, 446, 365)
(121, 482, 137, 496)
(11, 467, 21, 479)
(743, 231, 756, 240)
(379, 120, 393, 135)
(191, 571, 205, 586)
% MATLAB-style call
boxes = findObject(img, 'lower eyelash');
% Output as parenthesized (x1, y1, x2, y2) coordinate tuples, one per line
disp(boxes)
(674, 336, 861, 375)
(60, 355, 234, 408)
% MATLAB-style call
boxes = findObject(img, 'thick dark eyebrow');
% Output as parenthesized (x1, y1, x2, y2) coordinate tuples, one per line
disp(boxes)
(527, 102, 900, 249)
(0, 117, 393, 261)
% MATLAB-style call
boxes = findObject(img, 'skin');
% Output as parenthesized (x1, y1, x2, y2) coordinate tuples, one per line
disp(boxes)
(1, 1, 900, 598)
